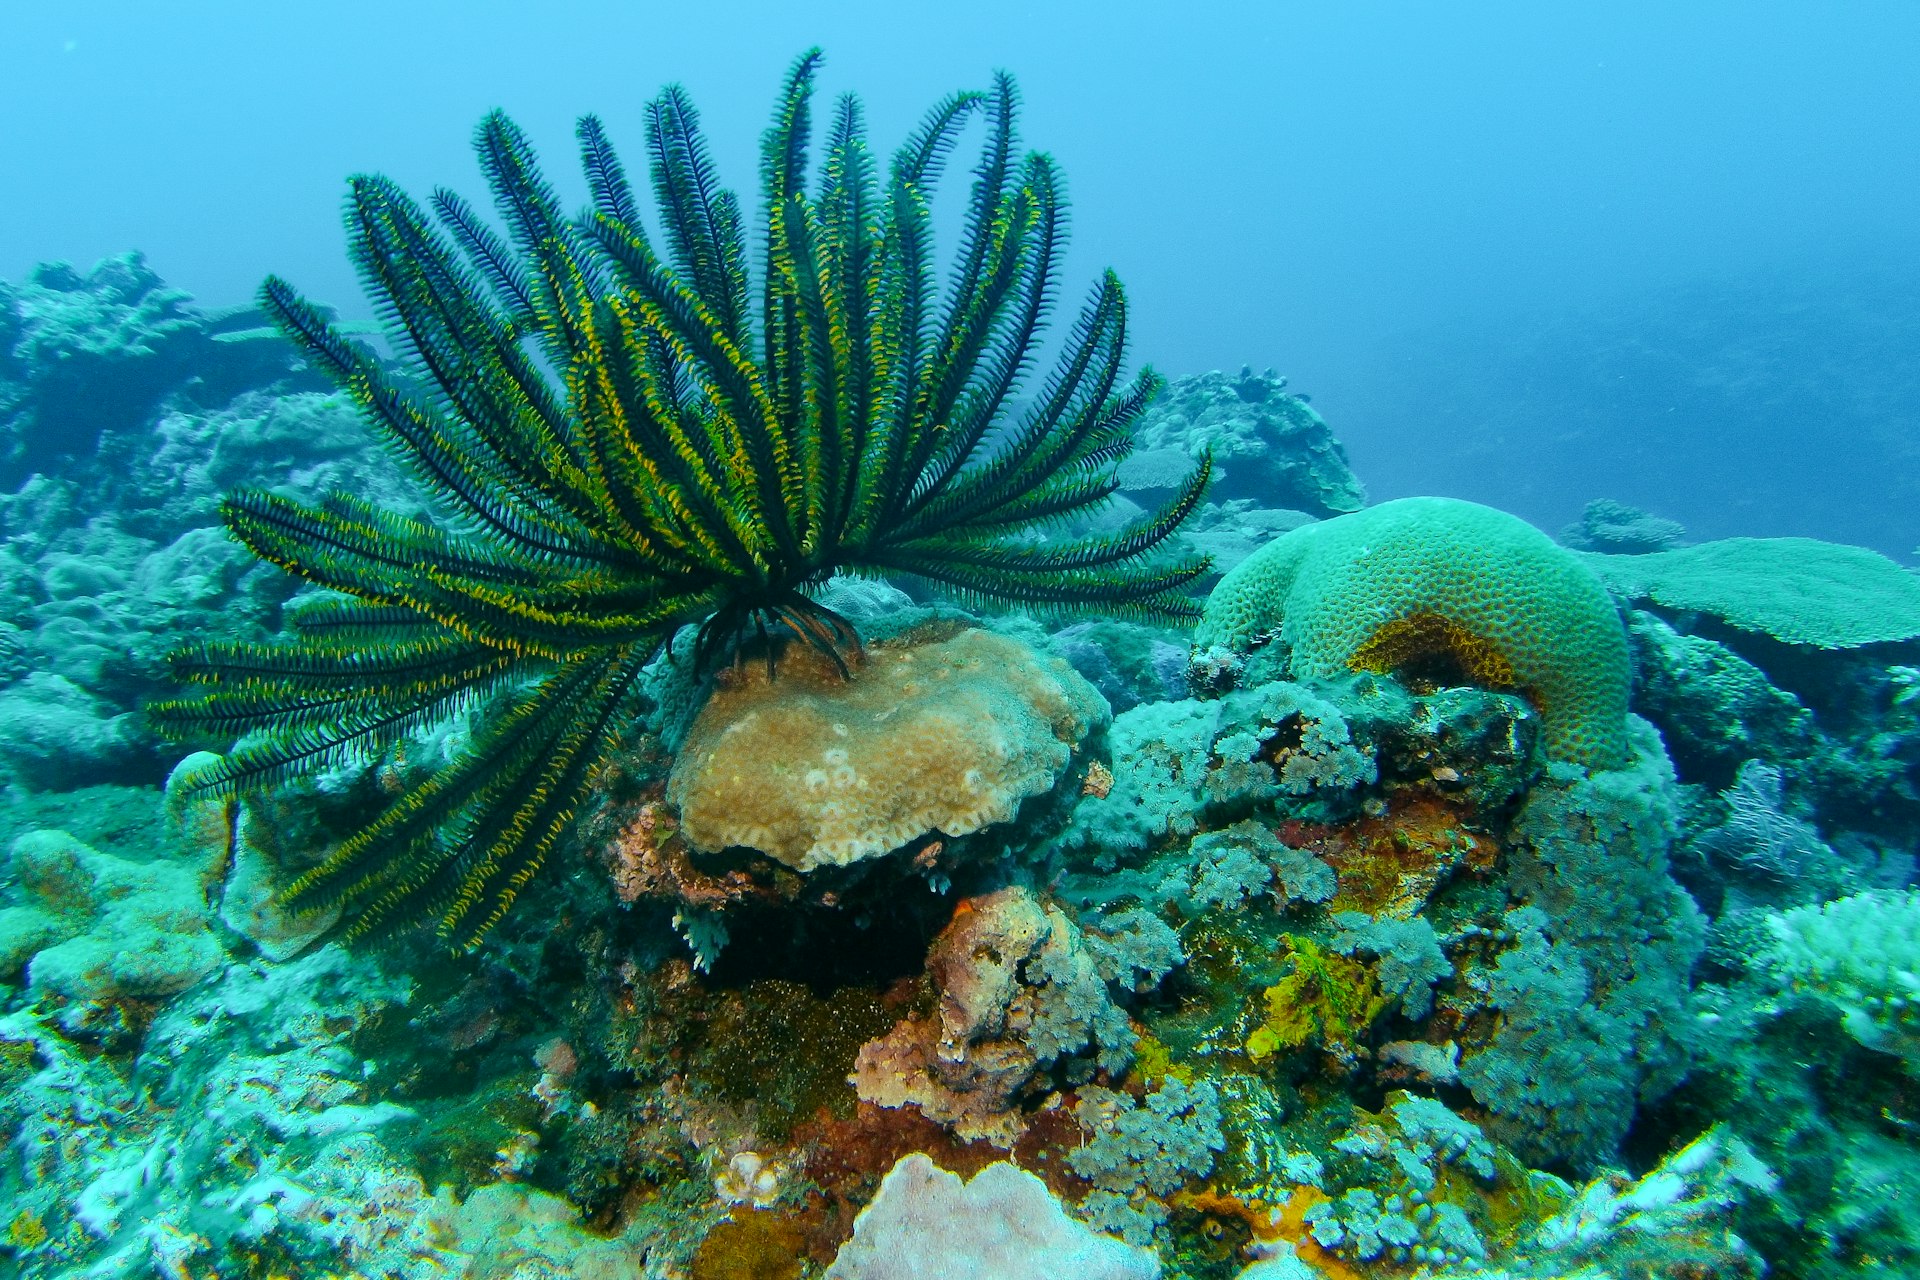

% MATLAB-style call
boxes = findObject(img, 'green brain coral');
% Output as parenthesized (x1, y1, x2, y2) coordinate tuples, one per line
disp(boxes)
(1196, 497, 1630, 768)
(1581, 536, 1920, 648)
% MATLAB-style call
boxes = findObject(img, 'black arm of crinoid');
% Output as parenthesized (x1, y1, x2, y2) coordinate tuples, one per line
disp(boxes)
(151, 50, 1209, 949)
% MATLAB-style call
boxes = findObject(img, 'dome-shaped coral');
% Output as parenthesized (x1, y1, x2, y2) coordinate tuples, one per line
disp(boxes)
(668, 626, 1108, 869)
(1196, 497, 1630, 767)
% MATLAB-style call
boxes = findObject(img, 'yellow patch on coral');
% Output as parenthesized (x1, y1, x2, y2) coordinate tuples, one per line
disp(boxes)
(1263, 1187, 1367, 1280)
(0, 1037, 38, 1080)
(6, 1208, 47, 1250)
(1349, 611, 1519, 691)
(1469, 1153, 1578, 1253)
(1132, 1028, 1176, 1084)
(1245, 938, 1388, 1062)
(690, 1209, 805, 1280)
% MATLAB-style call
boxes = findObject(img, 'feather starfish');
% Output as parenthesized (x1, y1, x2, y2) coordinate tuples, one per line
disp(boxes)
(151, 51, 1210, 947)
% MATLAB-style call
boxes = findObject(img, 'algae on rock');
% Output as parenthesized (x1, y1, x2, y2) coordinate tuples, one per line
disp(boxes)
(0, 828, 221, 1003)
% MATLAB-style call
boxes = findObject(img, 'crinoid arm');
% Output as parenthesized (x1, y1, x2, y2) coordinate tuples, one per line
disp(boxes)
(153, 50, 1210, 946)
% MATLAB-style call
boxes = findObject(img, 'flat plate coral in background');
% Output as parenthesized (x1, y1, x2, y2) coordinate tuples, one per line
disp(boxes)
(668, 627, 1107, 869)
(1583, 535, 1920, 647)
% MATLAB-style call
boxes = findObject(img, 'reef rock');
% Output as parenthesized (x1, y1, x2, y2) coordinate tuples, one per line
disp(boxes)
(161, 751, 339, 962)
(669, 626, 1108, 870)
(0, 828, 222, 1002)
(0, 672, 151, 790)
(1560, 497, 1686, 554)
(851, 885, 1135, 1146)
(1125, 368, 1363, 519)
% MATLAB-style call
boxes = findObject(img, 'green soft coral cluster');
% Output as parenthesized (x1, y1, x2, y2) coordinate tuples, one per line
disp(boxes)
(1762, 889, 1920, 1068)
(1065, 677, 1377, 861)
(1068, 1077, 1225, 1246)
(1459, 717, 1706, 1170)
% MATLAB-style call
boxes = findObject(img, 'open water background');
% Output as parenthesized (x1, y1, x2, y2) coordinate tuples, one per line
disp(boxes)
(4, 0, 1917, 551)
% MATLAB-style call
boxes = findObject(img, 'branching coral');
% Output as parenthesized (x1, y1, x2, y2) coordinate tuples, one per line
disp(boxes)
(148, 53, 1209, 945)
(1761, 889, 1920, 1067)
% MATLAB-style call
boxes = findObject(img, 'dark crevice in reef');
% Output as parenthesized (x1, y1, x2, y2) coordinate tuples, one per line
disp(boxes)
(701, 887, 955, 994)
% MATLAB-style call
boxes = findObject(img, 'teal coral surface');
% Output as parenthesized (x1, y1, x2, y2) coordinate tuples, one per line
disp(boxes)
(1197, 497, 1632, 768)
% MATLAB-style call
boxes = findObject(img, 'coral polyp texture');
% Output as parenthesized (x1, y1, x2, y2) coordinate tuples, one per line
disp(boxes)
(671, 627, 1106, 868)
(146, 52, 1208, 945)
(1197, 496, 1632, 767)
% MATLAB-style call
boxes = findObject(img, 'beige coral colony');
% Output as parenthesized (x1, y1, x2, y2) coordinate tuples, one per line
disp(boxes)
(0, 34, 1917, 1280)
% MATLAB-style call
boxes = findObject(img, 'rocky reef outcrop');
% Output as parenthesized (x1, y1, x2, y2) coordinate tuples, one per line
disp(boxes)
(1, 256, 1915, 1280)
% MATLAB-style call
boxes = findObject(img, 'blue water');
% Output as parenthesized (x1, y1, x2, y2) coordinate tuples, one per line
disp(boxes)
(6, 1, 1918, 548)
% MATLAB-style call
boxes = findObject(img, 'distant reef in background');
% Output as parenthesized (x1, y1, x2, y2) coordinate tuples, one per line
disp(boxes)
(0, 253, 1362, 798)
(1328, 259, 1920, 559)
(0, 254, 403, 793)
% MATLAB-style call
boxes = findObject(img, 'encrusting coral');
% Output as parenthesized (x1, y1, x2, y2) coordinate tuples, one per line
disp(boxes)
(1122, 367, 1364, 519)
(1196, 496, 1631, 767)
(669, 626, 1107, 869)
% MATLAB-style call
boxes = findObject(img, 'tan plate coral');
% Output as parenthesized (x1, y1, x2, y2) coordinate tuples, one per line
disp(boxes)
(668, 626, 1108, 870)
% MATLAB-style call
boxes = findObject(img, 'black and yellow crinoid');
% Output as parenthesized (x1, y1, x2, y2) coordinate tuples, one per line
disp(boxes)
(151, 51, 1211, 948)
